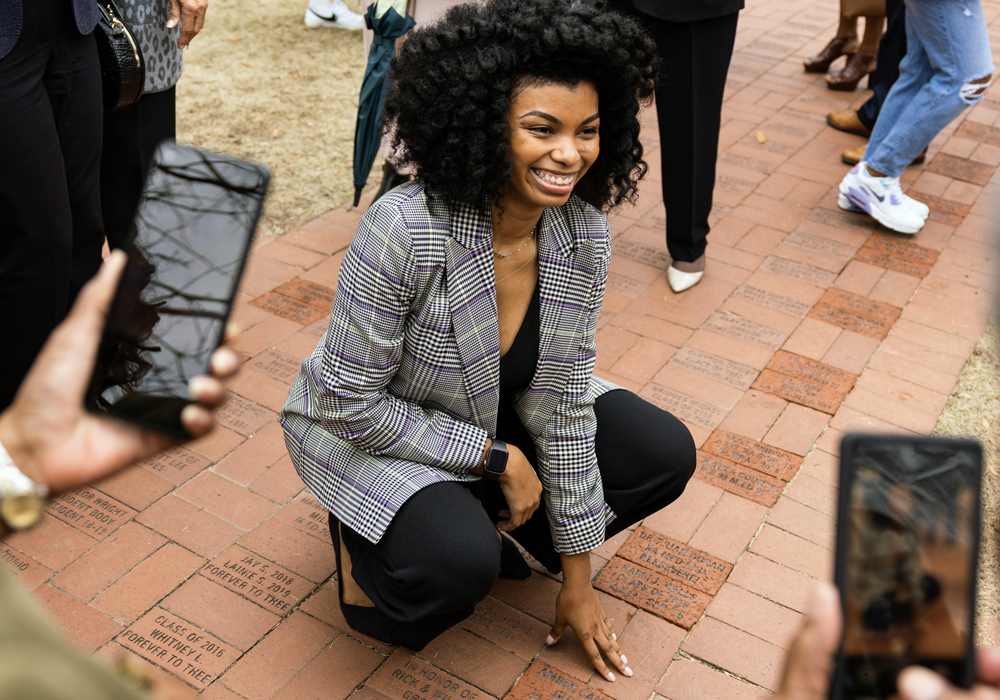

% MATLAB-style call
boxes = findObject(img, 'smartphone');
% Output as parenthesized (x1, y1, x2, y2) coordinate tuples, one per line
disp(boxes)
(88, 142, 270, 437)
(831, 433, 983, 699)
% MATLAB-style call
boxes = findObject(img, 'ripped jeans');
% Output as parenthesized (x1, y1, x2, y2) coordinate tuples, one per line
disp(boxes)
(862, 0, 995, 178)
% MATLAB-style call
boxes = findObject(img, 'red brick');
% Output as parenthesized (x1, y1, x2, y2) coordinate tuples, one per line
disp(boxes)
(785, 472, 837, 518)
(901, 290, 990, 343)
(189, 425, 246, 462)
(231, 316, 304, 357)
(417, 625, 528, 698)
(202, 545, 312, 617)
(239, 517, 335, 583)
(604, 611, 686, 700)
(299, 579, 396, 654)
(735, 224, 787, 256)
(5, 514, 96, 571)
(682, 617, 784, 690)
(369, 650, 499, 700)
(596, 325, 640, 371)
(688, 492, 768, 563)
(276, 492, 333, 541)
(32, 584, 122, 652)
(176, 471, 277, 530)
(0, 543, 52, 590)
(537, 591, 637, 682)
(460, 595, 550, 661)
(213, 421, 289, 486)
(489, 572, 563, 626)
(718, 390, 788, 442)
(834, 260, 885, 296)
(781, 318, 841, 361)
(93, 465, 173, 510)
(216, 395, 277, 437)
(272, 635, 385, 700)
(608, 337, 677, 385)
(92, 544, 205, 625)
(727, 554, 816, 613)
(767, 497, 836, 551)
(749, 524, 832, 580)
(848, 369, 949, 420)
(282, 211, 357, 255)
(763, 403, 829, 456)
(221, 611, 337, 700)
(228, 369, 295, 412)
(255, 239, 327, 270)
(652, 364, 744, 411)
(656, 657, 768, 700)
(137, 494, 242, 558)
(249, 454, 304, 504)
(163, 576, 281, 651)
(51, 522, 165, 602)
(890, 318, 976, 358)
(869, 269, 922, 308)
(706, 583, 804, 650)
(46, 487, 136, 541)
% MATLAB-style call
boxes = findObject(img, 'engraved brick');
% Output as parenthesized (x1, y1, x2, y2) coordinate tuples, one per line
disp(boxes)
(460, 596, 549, 660)
(732, 284, 812, 318)
(927, 153, 994, 185)
(695, 451, 784, 507)
(368, 651, 499, 700)
(703, 312, 787, 351)
(955, 121, 1000, 147)
(757, 351, 857, 414)
(670, 347, 758, 391)
(138, 446, 211, 486)
(594, 556, 708, 629)
(200, 545, 311, 616)
(46, 487, 136, 540)
(272, 279, 336, 311)
(806, 207, 874, 233)
(276, 492, 332, 542)
(808, 288, 901, 339)
(216, 394, 276, 436)
(703, 429, 800, 481)
(117, 608, 239, 689)
(783, 231, 856, 259)
(0, 543, 52, 590)
(640, 384, 727, 430)
(854, 233, 940, 278)
(908, 192, 972, 226)
(760, 256, 837, 287)
(614, 239, 669, 270)
(247, 348, 302, 384)
(616, 526, 732, 595)
(249, 292, 328, 325)
(607, 273, 648, 299)
(504, 661, 610, 700)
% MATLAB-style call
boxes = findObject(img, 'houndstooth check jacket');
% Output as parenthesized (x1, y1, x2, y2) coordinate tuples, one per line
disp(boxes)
(281, 181, 619, 555)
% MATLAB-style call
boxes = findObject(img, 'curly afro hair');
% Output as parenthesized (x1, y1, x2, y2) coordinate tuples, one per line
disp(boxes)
(382, 0, 658, 213)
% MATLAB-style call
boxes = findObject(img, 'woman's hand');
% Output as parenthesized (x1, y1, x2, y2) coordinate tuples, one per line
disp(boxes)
(496, 444, 541, 532)
(548, 553, 631, 682)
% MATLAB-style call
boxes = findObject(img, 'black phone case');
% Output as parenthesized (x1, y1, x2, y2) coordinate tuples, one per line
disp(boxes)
(830, 433, 982, 699)
(89, 142, 271, 438)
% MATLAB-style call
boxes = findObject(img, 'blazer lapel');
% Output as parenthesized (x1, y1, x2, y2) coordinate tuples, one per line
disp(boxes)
(445, 201, 500, 433)
(517, 206, 598, 437)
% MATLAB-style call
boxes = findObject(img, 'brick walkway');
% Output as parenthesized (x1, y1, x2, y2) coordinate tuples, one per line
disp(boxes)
(5, 0, 1000, 698)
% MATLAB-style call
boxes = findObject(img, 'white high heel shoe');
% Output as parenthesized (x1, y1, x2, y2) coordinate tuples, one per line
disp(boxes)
(667, 255, 705, 293)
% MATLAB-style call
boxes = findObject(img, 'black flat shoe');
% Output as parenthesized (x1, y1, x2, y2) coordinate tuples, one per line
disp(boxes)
(498, 534, 531, 579)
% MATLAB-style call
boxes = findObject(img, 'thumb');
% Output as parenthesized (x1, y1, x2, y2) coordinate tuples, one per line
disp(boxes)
(166, 0, 181, 28)
(547, 620, 567, 646)
(776, 582, 842, 700)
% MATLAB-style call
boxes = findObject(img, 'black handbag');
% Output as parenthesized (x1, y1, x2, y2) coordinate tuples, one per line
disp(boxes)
(94, 1, 146, 112)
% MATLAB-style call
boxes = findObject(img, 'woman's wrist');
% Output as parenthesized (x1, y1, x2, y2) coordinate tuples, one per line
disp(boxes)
(559, 551, 592, 588)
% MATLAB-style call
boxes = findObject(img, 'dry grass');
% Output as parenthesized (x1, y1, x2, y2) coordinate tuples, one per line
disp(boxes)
(176, 0, 370, 236)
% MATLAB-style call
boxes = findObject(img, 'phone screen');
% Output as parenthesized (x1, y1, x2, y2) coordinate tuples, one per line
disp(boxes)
(834, 434, 982, 699)
(88, 143, 270, 436)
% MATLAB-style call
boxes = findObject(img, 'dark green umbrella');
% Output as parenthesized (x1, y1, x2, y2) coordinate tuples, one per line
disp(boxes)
(352, 0, 415, 207)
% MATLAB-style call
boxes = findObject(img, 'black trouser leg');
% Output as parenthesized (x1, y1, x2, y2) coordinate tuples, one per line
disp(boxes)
(857, 0, 907, 130)
(650, 13, 739, 264)
(0, 0, 103, 409)
(101, 87, 178, 251)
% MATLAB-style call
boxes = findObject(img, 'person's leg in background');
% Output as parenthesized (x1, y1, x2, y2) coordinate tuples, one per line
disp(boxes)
(0, 0, 103, 409)
(100, 87, 177, 251)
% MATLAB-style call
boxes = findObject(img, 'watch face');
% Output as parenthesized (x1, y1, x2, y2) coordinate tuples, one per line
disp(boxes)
(486, 444, 509, 474)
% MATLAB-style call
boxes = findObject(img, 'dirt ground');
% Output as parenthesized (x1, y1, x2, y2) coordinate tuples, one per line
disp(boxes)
(175, 0, 1000, 630)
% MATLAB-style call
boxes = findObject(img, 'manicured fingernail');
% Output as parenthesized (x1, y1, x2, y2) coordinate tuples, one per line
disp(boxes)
(898, 667, 946, 700)
(612, 633, 617, 640)
(624, 667, 633, 677)
(608, 672, 615, 682)
(166, 18, 176, 27)
(620, 655, 627, 665)
(545, 634, 555, 645)
(189, 376, 209, 396)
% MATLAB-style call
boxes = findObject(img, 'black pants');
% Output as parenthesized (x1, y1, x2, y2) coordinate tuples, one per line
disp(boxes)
(0, 0, 104, 409)
(608, 4, 739, 264)
(100, 87, 177, 251)
(337, 389, 697, 650)
(857, 0, 906, 131)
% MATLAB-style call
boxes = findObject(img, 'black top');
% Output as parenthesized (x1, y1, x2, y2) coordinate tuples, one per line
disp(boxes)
(497, 283, 541, 438)
(631, 0, 743, 23)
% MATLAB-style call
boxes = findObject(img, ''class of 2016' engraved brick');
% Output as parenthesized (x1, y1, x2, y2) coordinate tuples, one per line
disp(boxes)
(702, 429, 800, 481)
(808, 288, 901, 340)
(46, 488, 136, 540)
(616, 526, 731, 595)
(695, 451, 784, 507)
(854, 233, 940, 279)
(139, 446, 211, 486)
(594, 556, 708, 629)
(117, 608, 238, 689)
(200, 545, 312, 615)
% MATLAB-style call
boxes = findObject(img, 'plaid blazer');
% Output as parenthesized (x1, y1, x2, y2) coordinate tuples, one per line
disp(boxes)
(281, 181, 618, 555)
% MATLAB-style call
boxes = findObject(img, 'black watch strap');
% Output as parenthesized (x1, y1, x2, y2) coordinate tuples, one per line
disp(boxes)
(482, 438, 508, 480)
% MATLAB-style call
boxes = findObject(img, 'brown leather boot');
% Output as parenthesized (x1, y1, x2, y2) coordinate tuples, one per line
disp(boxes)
(841, 146, 927, 166)
(804, 35, 859, 73)
(826, 51, 877, 91)
(826, 110, 872, 137)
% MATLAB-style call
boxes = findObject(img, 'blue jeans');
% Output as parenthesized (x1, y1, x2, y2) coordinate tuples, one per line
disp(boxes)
(863, 0, 994, 177)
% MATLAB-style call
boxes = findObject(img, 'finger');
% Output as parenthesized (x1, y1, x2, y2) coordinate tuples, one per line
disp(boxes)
(977, 648, 1000, 687)
(210, 347, 240, 378)
(496, 519, 511, 532)
(180, 404, 214, 438)
(597, 628, 628, 676)
(583, 636, 616, 682)
(776, 582, 841, 698)
(223, 321, 240, 344)
(547, 620, 567, 646)
(188, 376, 226, 408)
(166, 0, 181, 28)
(193, 1, 207, 35)
(179, 1, 196, 47)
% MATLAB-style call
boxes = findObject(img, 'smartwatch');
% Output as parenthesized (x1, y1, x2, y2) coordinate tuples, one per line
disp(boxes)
(482, 438, 508, 480)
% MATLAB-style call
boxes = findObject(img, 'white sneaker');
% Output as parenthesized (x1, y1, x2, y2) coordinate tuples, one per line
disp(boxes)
(838, 162, 925, 234)
(838, 191, 929, 220)
(305, 0, 365, 30)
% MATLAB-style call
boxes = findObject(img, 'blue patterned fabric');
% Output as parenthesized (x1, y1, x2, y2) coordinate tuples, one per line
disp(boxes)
(0, 0, 100, 60)
(282, 181, 619, 555)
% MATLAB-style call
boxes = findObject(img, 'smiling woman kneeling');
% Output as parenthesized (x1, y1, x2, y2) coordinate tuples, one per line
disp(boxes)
(280, 0, 695, 679)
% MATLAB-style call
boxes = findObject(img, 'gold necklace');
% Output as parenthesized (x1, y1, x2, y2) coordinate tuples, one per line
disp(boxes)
(495, 249, 537, 285)
(492, 222, 537, 259)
